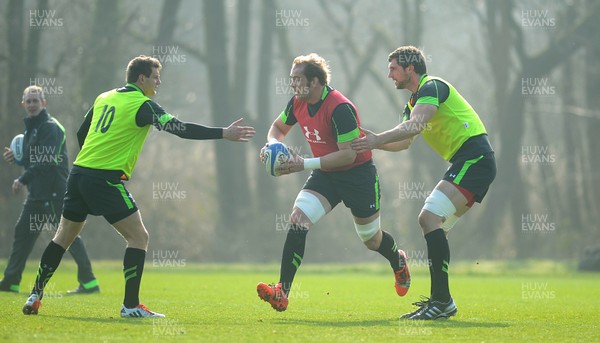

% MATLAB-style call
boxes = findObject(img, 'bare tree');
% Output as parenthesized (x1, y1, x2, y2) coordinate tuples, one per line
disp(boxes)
(254, 0, 277, 210)
(201, 0, 254, 258)
(80, 0, 121, 103)
(584, 0, 600, 240)
(478, 0, 600, 257)
(156, 0, 182, 46)
(0, 0, 47, 253)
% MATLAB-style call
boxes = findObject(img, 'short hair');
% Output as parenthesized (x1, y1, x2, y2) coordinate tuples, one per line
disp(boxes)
(23, 85, 45, 101)
(126, 55, 162, 83)
(292, 53, 331, 86)
(388, 46, 427, 75)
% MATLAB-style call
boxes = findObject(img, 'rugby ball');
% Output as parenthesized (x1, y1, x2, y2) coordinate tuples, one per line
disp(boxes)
(10, 134, 24, 166)
(264, 142, 290, 177)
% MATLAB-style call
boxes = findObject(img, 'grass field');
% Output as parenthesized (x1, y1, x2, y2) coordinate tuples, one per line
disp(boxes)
(0, 260, 598, 342)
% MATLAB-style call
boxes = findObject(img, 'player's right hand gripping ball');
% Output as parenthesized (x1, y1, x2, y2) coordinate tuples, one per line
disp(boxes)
(10, 134, 25, 166)
(264, 142, 291, 177)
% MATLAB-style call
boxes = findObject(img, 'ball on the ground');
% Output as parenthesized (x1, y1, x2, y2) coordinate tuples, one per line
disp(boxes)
(264, 142, 290, 177)
(10, 134, 24, 166)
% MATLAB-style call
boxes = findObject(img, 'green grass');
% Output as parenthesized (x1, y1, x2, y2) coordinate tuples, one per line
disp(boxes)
(0, 260, 598, 342)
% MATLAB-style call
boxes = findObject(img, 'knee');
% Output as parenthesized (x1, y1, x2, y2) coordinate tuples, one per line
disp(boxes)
(53, 220, 84, 249)
(292, 191, 326, 226)
(355, 217, 380, 247)
(290, 208, 312, 228)
(418, 210, 440, 233)
(420, 188, 456, 233)
(138, 229, 149, 247)
(363, 235, 381, 251)
(126, 228, 149, 248)
(417, 211, 428, 228)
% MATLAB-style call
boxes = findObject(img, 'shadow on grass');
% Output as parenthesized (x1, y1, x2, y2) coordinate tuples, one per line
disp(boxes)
(275, 318, 397, 327)
(275, 317, 510, 329)
(49, 314, 156, 325)
(415, 319, 510, 328)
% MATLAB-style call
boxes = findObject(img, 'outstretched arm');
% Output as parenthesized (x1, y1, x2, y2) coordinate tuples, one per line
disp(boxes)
(360, 127, 415, 152)
(222, 118, 256, 142)
(136, 100, 255, 141)
(377, 139, 415, 152)
(164, 117, 255, 142)
(351, 104, 436, 152)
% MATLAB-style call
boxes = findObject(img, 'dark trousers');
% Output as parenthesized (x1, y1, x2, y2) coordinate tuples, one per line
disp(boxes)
(1, 199, 95, 286)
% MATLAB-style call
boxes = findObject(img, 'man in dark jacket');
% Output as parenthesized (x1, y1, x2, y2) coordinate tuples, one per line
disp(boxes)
(1, 86, 99, 294)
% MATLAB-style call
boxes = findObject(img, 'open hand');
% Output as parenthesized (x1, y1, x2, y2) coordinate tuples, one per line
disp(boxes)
(351, 128, 379, 153)
(223, 118, 256, 142)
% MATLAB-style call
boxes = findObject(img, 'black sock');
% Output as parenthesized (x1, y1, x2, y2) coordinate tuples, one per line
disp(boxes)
(123, 248, 146, 308)
(32, 241, 66, 298)
(425, 229, 450, 302)
(376, 231, 401, 271)
(428, 263, 435, 299)
(279, 224, 308, 295)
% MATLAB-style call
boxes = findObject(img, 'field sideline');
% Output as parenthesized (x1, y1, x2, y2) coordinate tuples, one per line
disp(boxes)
(0, 260, 597, 342)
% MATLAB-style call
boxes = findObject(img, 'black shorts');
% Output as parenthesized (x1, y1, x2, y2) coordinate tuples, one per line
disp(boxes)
(302, 160, 380, 218)
(443, 152, 496, 204)
(63, 167, 138, 224)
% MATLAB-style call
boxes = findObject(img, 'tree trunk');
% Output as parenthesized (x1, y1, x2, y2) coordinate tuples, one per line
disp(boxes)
(232, 0, 250, 107)
(1, 0, 45, 257)
(156, 0, 181, 46)
(561, 60, 585, 250)
(6, 0, 25, 123)
(25, 0, 48, 76)
(231, 0, 252, 209)
(254, 0, 276, 210)
(202, 0, 251, 259)
(584, 0, 600, 239)
(81, 0, 120, 103)
(474, 0, 515, 258)
(0, 0, 26, 256)
(477, 0, 600, 257)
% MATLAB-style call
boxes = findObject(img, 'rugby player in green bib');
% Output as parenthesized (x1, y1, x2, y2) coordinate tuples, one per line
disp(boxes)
(352, 46, 496, 320)
(23, 55, 255, 318)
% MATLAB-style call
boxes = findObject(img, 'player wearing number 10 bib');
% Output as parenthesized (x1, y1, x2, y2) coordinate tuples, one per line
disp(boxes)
(22, 55, 255, 318)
